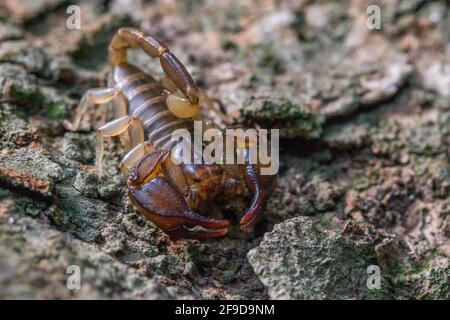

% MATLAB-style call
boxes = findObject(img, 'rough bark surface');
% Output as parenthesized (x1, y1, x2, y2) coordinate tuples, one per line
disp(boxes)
(0, 0, 449, 299)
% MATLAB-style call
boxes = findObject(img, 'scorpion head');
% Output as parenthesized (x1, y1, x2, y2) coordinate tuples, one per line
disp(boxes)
(182, 163, 223, 208)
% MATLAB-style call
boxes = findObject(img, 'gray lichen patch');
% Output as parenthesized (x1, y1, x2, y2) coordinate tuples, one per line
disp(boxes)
(0, 144, 64, 196)
(247, 216, 390, 299)
(0, 63, 71, 121)
(0, 102, 35, 148)
(392, 257, 450, 300)
(0, 21, 24, 42)
(242, 95, 324, 139)
(0, 40, 48, 75)
(323, 122, 370, 150)
(0, 195, 173, 299)
(0, 0, 68, 23)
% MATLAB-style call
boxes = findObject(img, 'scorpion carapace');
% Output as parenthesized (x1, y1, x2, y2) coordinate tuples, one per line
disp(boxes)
(64, 27, 276, 239)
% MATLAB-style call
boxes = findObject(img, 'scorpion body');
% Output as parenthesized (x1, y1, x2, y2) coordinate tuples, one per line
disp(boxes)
(64, 28, 276, 239)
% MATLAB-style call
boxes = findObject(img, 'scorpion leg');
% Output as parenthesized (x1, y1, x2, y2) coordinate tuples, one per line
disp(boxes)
(127, 151, 229, 239)
(64, 87, 123, 132)
(120, 141, 154, 173)
(112, 92, 132, 150)
(93, 115, 144, 171)
(109, 27, 200, 118)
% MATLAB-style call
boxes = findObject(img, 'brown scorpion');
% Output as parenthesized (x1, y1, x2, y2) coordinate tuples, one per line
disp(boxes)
(64, 28, 276, 239)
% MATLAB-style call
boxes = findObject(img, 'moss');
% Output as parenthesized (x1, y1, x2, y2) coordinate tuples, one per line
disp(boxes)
(10, 85, 46, 113)
(9, 85, 66, 119)
(353, 177, 372, 191)
(71, 16, 132, 70)
(45, 102, 66, 120)
(384, 251, 450, 300)
(71, 33, 109, 71)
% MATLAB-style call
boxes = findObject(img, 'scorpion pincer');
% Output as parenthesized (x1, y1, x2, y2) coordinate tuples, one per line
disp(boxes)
(64, 28, 276, 239)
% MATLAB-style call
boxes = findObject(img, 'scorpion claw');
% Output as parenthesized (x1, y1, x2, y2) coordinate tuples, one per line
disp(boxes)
(128, 173, 229, 239)
(240, 197, 264, 232)
(169, 213, 229, 239)
(239, 164, 277, 232)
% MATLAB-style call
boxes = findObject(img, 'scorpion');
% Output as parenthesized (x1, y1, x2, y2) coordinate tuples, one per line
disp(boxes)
(64, 28, 276, 239)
